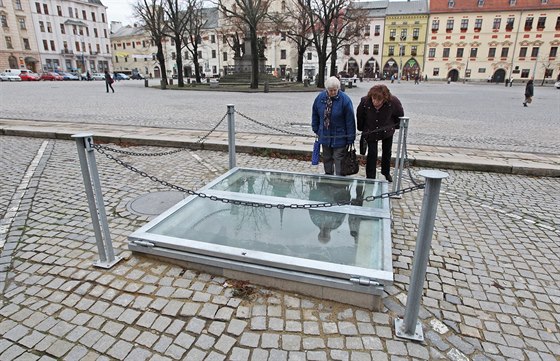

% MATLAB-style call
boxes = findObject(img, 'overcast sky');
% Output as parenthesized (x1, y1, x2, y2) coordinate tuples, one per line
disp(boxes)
(103, 0, 135, 25)
(102, 0, 409, 27)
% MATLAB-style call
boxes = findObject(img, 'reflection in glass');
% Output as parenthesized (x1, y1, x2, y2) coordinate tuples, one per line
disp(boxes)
(148, 196, 385, 269)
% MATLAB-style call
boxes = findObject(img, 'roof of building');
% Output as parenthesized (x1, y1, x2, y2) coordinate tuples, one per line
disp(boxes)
(352, 1, 389, 17)
(430, 0, 560, 13)
(202, 7, 219, 29)
(111, 25, 147, 39)
(387, 0, 429, 15)
(89, 0, 105, 5)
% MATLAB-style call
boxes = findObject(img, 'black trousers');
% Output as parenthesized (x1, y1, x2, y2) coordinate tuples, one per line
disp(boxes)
(366, 137, 393, 179)
(106, 82, 114, 92)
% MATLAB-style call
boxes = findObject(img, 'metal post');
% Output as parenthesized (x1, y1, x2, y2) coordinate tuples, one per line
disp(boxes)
(392, 117, 409, 196)
(395, 170, 448, 342)
(227, 104, 236, 169)
(72, 134, 123, 269)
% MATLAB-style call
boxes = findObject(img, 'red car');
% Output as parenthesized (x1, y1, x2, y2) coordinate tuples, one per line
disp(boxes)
(40, 72, 63, 81)
(19, 72, 40, 81)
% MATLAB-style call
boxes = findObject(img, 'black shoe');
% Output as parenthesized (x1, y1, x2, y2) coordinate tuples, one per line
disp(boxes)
(523, 103, 527, 107)
(383, 173, 393, 182)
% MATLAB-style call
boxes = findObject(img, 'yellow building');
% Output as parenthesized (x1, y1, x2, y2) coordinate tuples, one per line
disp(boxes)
(110, 23, 160, 77)
(382, 0, 429, 80)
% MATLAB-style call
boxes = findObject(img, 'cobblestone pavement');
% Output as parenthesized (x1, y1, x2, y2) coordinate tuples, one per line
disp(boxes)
(0, 80, 559, 154)
(1, 135, 559, 360)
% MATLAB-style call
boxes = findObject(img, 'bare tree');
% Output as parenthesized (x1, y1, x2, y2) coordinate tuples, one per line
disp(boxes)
(268, 0, 313, 83)
(217, 0, 271, 89)
(183, 0, 206, 83)
(299, 0, 348, 88)
(328, 3, 368, 78)
(133, 0, 168, 87)
(162, 0, 190, 87)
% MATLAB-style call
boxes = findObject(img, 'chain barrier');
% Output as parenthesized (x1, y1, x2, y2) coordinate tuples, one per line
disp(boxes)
(402, 129, 423, 186)
(94, 112, 228, 157)
(94, 146, 425, 209)
(234, 109, 397, 140)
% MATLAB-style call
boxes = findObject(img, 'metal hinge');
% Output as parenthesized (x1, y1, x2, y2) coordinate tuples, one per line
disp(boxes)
(130, 240, 155, 248)
(350, 276, 382, 287)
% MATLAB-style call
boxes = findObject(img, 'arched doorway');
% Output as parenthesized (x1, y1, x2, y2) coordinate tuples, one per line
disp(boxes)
(24, 57, 38, 72)
(153, 66, 161, 78)
(343, 58, 359, 77)
(447, 69, 459, 82)
(363, 58, 380, 79)
(493, 69, 506, 83)
(383, 58, 398, 80)
(402, 58, 420, 80)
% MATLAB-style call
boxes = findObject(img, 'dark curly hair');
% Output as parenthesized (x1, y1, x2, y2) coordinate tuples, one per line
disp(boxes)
(367, 84, 392, 103)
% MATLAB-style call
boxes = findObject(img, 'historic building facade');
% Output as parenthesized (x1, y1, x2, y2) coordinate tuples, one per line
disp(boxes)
(110, 23, 158, 77)
(0, 0, 41, 71)
(425, 0, 560, 82)
(382, 0, 429, 81)
(342, 1, 388, 79)
(28, 0, 112, 73)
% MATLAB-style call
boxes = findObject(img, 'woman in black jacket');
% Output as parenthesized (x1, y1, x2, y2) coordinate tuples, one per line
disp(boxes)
(523, 79, 534, 107)
(356, 85, 404, 181)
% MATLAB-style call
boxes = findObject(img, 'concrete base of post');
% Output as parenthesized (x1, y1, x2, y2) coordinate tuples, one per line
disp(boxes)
(394, 318, 425, 342)
(93, 255, 124, 269)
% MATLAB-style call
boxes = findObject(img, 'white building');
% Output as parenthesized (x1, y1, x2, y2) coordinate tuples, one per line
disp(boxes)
(29, 0, 111, 72)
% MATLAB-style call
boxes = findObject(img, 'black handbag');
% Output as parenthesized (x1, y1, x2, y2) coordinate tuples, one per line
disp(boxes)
(341, 144, 359, 176)
(359, 134, 367, 155)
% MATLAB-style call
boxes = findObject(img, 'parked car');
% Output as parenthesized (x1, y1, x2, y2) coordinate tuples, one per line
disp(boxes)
(555, 81, 560, 89)
(0, 72, 22, 81)
(60, 72, 80, 80)
(131, 73, 145, 80)
(114, 73, 130, 80)
(19, 72, 40, 81)
(40, 72, 64, 81)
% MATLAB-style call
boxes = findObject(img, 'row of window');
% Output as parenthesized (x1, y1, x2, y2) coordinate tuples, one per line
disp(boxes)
(448, 0, 549, 8)
(388, 28, 421, 41)
(37, 20, 107, 38)
(4, 35, 32, 49)
(34, 2, 105, 23)
(432, 16, 560, 32)
(427, 46, 558, 59)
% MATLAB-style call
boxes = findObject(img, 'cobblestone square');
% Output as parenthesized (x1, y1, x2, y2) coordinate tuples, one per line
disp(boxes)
(0, 82, 559, 360)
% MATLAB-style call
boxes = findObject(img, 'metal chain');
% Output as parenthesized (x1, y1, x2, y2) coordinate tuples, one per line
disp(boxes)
(235, 110, 314, 138)
(95, 147, 425, 209)
(235, 109, 398, 140)
(402, 128, 424, 186)
(94, 112, 228, 157)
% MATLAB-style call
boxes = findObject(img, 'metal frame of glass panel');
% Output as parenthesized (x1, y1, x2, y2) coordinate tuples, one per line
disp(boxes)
(129, 168, 393, 295)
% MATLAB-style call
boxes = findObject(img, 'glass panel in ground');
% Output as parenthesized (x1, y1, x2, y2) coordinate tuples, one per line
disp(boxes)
(147, 197, 385, 270)
(209, 169, 384, 209)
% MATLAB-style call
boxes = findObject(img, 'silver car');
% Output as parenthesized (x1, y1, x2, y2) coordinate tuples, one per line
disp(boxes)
(0, 72, 22, 81)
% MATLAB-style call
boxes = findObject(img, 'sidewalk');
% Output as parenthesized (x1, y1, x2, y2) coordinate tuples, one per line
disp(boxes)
(1, 118, 559, 177)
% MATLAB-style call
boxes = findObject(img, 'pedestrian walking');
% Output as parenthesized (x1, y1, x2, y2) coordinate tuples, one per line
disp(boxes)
(105, 71, 114, 93)
(356, 84, 404, 181)
(523, 79, 534, 107)
(311, 76, 356, 176)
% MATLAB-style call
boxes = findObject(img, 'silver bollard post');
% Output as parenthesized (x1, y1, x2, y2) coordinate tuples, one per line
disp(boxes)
(392, 117, 409, 196)
(72, 134, 123, 269)
(227, 104, 236, 169)
(395, 170, 448, 342)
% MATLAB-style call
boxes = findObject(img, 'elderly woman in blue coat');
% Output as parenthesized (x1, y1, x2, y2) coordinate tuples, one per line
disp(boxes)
(311, 76, 356, 176)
